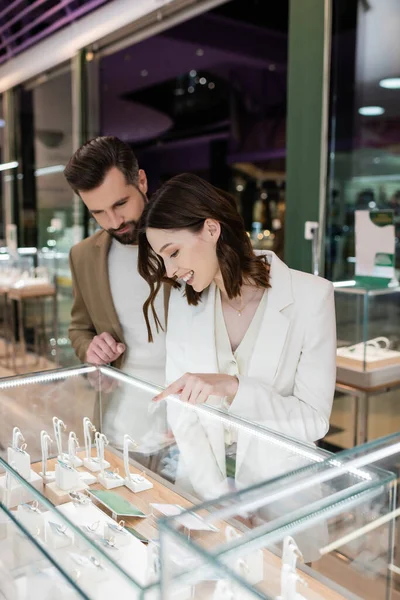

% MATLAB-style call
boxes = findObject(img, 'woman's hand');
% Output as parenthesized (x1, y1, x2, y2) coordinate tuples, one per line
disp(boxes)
(153, 373, 239, 404)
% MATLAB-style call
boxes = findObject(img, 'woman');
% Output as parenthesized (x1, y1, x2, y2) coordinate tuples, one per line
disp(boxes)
(137, 173, 336, 496)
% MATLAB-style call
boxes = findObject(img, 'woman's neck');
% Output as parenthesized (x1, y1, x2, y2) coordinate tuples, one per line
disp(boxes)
(213, 271, 257, 303)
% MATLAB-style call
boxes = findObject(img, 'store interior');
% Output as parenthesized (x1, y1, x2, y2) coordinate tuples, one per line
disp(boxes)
(1, 0, 400, 598)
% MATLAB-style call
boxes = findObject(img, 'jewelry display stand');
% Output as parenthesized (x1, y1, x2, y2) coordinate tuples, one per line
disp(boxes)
(53, 416, 69, 463)
(97, 434, 124, 490)
(67, 431, 83, 467)
(0, 427, 43, 506)
(39, 430, 55, 483)
(16, 501, 45, 538)
(123, 434, 153, 493)
(45, 459, 88, 505)
(278, 536, 306, 600)
(225, 525, 263, 586)
(68, 429, 96, 485)
(82, 417, 110, 473)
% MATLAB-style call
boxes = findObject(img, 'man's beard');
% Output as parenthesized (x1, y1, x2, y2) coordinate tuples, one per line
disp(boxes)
(107, 220, 138, 245)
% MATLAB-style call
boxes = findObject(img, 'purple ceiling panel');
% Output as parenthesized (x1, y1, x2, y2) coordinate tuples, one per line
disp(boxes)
(0, 0, 112, 65)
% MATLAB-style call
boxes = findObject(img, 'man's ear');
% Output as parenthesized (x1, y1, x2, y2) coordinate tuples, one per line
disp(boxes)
(138, 169, 148, 195)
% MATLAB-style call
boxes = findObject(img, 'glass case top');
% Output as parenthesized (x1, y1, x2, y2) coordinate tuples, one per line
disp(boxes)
(0, 364, 331, 595)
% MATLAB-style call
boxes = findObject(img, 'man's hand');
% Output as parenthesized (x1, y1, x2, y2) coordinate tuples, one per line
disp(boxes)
(153, 373, 239, 404)
(86, 332, 125, 365)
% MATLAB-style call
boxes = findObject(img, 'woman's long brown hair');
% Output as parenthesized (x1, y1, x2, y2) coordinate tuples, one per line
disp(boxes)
(138, 173, 270, 342)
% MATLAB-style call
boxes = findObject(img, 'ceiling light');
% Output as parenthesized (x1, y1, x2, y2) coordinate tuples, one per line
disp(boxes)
(188, 86, 194, 94)
(208, 82, 215, 90)
(269, 64, 276, 71)
(199, 77, 206, 85)
(196, 48, 204, 56)
(189, 70, 197, 77)
(140, 69, 148, 77)
(379, 77, 400, 89)
(358, 106, 385, 116)
(86, 51, 94, 62)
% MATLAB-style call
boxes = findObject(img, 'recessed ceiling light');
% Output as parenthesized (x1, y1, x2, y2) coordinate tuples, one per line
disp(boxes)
(358, 106, 385, 116)
(140, 69, 148, 77)
(379, 77, 400, 89)
(189, 70, 197, 77)
(196, 48, 204, 56)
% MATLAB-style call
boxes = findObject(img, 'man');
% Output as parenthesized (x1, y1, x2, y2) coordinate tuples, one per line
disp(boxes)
(64, 136, 167, 385)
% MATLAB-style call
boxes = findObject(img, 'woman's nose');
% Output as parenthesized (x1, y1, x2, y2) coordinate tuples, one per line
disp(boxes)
(165, 262, 177, 279)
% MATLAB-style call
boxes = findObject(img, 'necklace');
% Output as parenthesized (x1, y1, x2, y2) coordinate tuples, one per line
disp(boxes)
(224, 290, 260, 317)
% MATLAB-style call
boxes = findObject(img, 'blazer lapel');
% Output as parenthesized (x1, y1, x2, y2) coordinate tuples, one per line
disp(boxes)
(186, 284, 227, 476)
(236, 252, 294, 475)
(95, 232, 125, 345)
(247, 252, 293, 382)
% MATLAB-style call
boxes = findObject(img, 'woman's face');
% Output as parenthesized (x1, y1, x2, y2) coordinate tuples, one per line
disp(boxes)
(146, 219, 221, 292)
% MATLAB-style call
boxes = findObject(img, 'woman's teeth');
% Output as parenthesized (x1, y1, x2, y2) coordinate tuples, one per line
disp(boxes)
(182, 270, 194, 283)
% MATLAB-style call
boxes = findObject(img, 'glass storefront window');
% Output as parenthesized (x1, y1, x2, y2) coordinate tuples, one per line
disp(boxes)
(28, 69, 74, 252)
(326, 0, 400, 282)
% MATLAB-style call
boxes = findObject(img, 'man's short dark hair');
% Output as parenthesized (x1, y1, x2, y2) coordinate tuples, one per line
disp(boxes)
(64, 136, 139, 194)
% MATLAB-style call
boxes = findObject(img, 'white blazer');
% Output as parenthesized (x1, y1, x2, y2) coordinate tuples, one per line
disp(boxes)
(164, 251, 336, 498)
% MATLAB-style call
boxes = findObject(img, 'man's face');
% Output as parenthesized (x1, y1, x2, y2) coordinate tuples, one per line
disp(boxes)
(80, 166, 148, 244)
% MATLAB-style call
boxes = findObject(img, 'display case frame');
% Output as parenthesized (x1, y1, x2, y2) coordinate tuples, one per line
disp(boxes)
(159, 432, 400, 600)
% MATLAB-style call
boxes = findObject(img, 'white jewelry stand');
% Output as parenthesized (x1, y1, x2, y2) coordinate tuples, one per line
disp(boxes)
(225, 525, 263, 586)
(123, 434, 153, 493)
(0, 428, 42, 503)
(68, 432, 83, 467)
(53, 416, 69, 462)
(68, 430, 96, 485)
(97, 434, 124, 490)
(278, 536, 306, 600)
(17, 501, 45, 539)
(39, 430, 55, 483)
(7, 427, 30, 479)
(212, 580, 235, 600)
(82, 417, 108, 472)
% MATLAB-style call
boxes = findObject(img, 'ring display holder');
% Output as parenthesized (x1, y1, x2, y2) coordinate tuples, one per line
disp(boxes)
(82, 417, 110, 473)
(123, 435, 153, 493)
(97, 434, 124, 490)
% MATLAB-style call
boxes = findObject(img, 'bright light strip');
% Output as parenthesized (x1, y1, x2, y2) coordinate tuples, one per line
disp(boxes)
(207, 441, 400, 523)
(379, 77, 400, 89)
(100, 367, 330, 464)
(0, 161, 18, 172)
(34, 165, 65, 177)
(333, 280, 356, 288)
(17, 247, 37, 255)
(0, 366, 96, 389)
(99, 366, 164, 394)
(358, 106, 385, 116)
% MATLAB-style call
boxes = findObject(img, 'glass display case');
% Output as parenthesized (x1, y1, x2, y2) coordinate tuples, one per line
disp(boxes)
(334, 281, 400, 387)
(0, 364, 332, 598)
(0, 455, 145, 599)
(159, 432, 400, 600)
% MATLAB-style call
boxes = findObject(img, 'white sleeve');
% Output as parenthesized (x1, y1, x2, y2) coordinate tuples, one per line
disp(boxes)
(229, 283, 336, 442)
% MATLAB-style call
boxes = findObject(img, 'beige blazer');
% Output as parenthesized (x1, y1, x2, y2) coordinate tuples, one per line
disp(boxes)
(69, 230, 170, 368)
